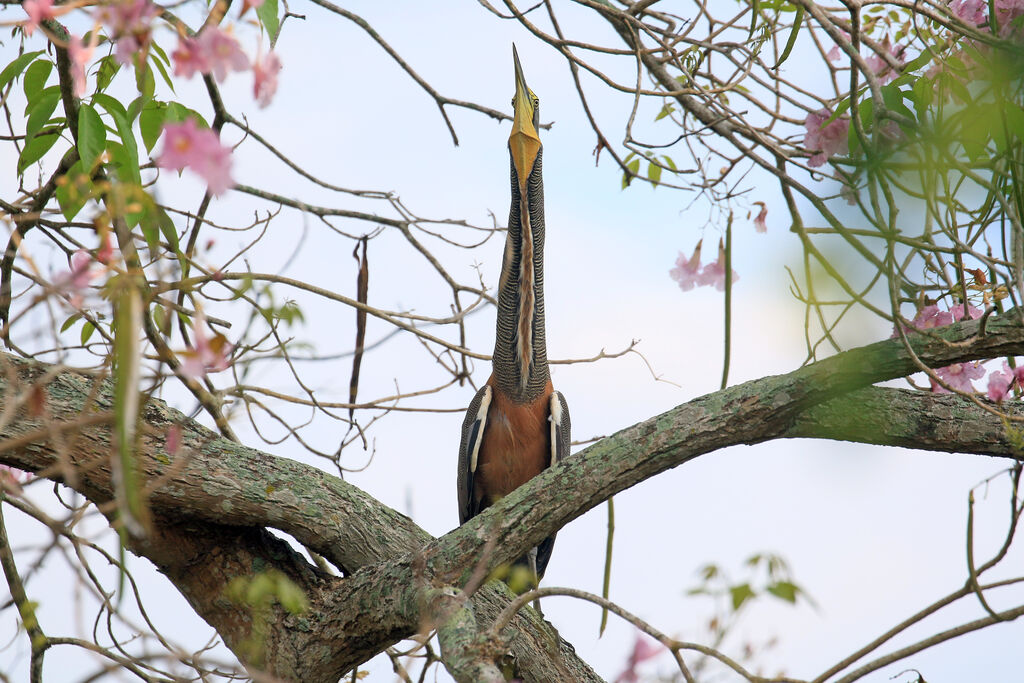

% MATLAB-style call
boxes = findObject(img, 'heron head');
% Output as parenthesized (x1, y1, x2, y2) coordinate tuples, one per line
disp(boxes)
(509, 45, 541, 195)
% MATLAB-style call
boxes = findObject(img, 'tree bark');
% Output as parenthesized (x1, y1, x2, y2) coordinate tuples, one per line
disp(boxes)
(1, 312, 1022, 680)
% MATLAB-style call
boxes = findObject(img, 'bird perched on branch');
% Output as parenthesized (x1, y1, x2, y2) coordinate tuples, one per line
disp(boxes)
(457, 46, 571, 584)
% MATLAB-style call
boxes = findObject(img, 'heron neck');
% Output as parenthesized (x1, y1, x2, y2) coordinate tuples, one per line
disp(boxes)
(493, 149, 549, 404)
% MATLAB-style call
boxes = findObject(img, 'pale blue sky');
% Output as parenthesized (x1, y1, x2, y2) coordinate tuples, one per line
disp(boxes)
(1, 2, 1021, 681)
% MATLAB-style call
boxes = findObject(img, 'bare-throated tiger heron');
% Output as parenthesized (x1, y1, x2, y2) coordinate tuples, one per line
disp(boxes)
(457, 46, 571, 583)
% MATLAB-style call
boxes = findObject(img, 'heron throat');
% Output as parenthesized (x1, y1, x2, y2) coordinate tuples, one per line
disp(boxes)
(494, 150, 548, 403)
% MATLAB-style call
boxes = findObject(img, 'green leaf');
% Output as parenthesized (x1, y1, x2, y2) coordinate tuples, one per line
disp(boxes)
(766, 580, 799, 603)
(774, 6, 804, 69)
(77, 103, 106, 169)
(17, 133, 59, 176)
(257, 0, 281, 44)
(81, 320, 95, 345)
(149, 51, 175, 92)
(157, 207, 179, 253)
(60, 313, 82, 333)
(622, 158, 640, 189)
(56, 160, 92, 220)
(0, 51, 44, 92)
(135, 63, 155, 99)
(748, 0, 760, 38)
(1005, 104, 1024, 141)
(139, 101, 168, 153)
(112, 279, 148, 537)
(23, 60, 53, 100)
(654, 104, 675, 121)
(96, 55, 121, 92)
(93, 93, 141, 184)
(647, 161, 662, 185)
(165, 101, 189, 124)
(25, 86, 60, 141)
(729, 582, 755, 611)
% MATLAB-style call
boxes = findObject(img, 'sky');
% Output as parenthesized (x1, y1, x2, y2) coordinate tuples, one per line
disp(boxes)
(1, 1, 1022, 682)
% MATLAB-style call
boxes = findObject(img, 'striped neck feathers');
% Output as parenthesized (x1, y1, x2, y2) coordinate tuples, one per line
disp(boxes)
(494, 148, 548, 403)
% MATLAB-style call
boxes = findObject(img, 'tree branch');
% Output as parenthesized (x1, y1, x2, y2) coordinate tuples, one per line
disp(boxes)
(1, 312, 1023, 678)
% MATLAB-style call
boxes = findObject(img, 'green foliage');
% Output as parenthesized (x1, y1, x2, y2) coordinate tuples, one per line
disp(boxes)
(688, 552, 812, 613)
(0, 51, 43, 92)
(77, 103, 106, 170)
(23, 59, 52, 98)
(258, 0, 282, 44)
(17, 133, 60, 176)
(226, 569, 310, 665)
(25, 86, 60, 142)
(55, 160, 93, 220)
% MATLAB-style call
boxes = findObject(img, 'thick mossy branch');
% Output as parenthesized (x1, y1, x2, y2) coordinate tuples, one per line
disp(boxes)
(0, 355, 599, 681)
(1, 312, 1023, 679)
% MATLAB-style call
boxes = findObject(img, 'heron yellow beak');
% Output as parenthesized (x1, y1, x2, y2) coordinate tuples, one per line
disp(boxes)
(509, 45, 541, 195)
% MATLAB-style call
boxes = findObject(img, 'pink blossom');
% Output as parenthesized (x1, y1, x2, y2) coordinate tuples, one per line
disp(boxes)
(179, 312, 233, 379)
(0, 464, 28, 491)
(252, 51, 282, 108)
(22, 0, 56, 36)
(241, 0, 265, 15)
(865, 37, 905, 85)
(165, 424, 182, 455)
(669, 241, 703, 292)
(804, 109, 850, 167)
(172, 35, 210, 79)
(986, 361, 1024, 401)
(157, 119, 234, 196)
(697, 239, 739, 291)
(894, 302, 980, 338)
(951, 0, 987, 24)
(826, 31, 850, 62)
(96, 232, 115, 265)
(96, 0, 159, 66)
(199, 27, 248, 82)
(172, 27, 249, 83)
(840, 181, 858, 205)
(932, 361, 985, 393)
(752, 201, 767, 233)
(53, 249, 100, 308)
(910, 304, 952, 330)
(615, 633, 664, 683)
(987, 363, 1014, 401)
(68, 35, 95, 98)
(991, 0, 1024, 35)
(949, 302, 981, 322)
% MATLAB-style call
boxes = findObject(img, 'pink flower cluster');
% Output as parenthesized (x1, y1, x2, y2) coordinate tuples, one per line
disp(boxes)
(803, 110, 850, 167)
(0, 464, 29, 488)
(986, 362, 1024, 401)
(951, 0, 1024, 36)
(157, 119, 234, 195)
(53, 249, 103, 309)
(826, 32, 905, 84)
(173, 27, 249, 81)
(669, 239, 739, 292)
(96, 0, 160, 66)
(173, 29, 282, 108)
(864, 37, 906, 85)
(614, 632, 664, 683)
(21, 0, 56, 35)
(23, 0, 282, 109)
(179, 311, 233, 379)
(898, 305, 983, 393)
(895, 303, 1024, 399)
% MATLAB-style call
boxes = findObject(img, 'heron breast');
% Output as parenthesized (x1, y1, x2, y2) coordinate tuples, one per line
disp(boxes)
(475, 380, 553, 507)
